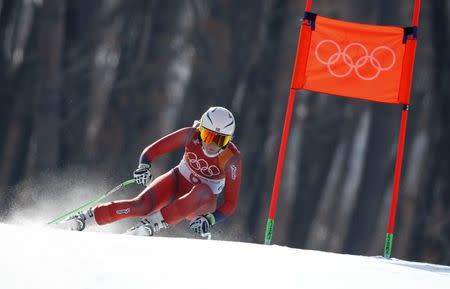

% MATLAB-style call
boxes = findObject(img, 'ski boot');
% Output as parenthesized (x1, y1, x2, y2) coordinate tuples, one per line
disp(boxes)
(62, 208, 95, 231)
(127, 211, 168, 236)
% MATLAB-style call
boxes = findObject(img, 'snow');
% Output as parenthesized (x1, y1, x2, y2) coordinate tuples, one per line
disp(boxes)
(0, 223, 448, 289)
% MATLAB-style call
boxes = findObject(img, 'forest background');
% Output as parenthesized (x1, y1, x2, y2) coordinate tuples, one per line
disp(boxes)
(0, 0, 448, 265)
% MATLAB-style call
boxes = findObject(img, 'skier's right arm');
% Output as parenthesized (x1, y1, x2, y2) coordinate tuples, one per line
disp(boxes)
(135, 127, 194, 186)
(139, 127, 195, 165)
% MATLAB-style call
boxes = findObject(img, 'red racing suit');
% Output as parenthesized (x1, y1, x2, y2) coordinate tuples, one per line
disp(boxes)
(93, 127, 241, 226)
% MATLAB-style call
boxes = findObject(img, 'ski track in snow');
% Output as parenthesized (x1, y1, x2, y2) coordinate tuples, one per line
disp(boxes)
(0, 223, 449, 289)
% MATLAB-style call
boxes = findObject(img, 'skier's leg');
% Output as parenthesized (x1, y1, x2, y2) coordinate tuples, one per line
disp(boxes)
(161, 183, 217, 225)
(94, 169, 178, 225)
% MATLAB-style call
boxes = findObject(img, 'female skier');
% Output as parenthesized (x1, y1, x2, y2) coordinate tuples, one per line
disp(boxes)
(64, 106, 241, 237)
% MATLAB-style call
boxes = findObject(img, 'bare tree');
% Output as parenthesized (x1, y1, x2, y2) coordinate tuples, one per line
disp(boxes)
(85, 0, 123, 162)
(26, 0, 65, 175)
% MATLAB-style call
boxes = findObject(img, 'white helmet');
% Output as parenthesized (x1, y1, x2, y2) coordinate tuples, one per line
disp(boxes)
(199, 107, 235, 147)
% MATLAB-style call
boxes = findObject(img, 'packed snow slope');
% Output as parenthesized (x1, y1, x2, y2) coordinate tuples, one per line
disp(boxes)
(0, 223, 449, 289)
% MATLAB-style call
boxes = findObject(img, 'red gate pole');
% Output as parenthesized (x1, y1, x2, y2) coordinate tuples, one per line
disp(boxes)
(264, 88, 297, 244)
(384, 105, 409, 257)
(264, 0, 313, 245)
(383, 0, 421, 258)
(305, 0, 312, 11)
(412, 0, 421, 26)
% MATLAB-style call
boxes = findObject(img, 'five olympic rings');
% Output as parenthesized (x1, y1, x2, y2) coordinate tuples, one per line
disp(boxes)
(314, 40, 396, 81)
(186, 152, 220, 177)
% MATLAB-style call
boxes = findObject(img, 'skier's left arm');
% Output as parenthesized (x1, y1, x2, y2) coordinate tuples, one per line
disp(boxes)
(211, 153, 242, 224)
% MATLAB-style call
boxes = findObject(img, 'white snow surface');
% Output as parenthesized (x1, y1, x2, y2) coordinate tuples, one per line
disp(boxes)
(0, 223, 449, 289)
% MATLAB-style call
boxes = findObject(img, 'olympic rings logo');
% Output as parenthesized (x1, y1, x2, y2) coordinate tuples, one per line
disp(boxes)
(186, 152, 220, 177)
(314, 40, 396, 81)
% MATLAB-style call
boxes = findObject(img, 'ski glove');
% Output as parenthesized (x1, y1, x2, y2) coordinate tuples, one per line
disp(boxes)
(189, 213, 215, 237)
(134, 163, 152, 186)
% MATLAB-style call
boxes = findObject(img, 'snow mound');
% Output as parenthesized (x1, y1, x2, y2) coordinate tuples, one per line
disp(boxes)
(0, 223, 448, 289)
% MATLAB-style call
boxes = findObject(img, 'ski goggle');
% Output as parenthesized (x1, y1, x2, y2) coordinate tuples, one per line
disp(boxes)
(199, 126, 232, 148)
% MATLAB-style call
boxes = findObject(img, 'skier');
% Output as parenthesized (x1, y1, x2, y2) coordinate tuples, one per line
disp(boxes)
(64, 106, 241, 238)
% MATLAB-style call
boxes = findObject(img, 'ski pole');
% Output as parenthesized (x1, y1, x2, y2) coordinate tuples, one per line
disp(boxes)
(47, 179, 136, 225)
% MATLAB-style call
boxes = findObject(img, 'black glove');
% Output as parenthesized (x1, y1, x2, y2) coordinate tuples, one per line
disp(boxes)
(133, 163, 152, 186)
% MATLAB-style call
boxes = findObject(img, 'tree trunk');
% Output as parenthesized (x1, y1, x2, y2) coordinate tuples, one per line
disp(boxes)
(306, 137, 347, 250)
(411, 0, 450, 264)
(84, 0, 123, 163)
(329, 108, 371, 252)
(26, 0, 65, 175)
(157, 1, 196, 135)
